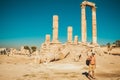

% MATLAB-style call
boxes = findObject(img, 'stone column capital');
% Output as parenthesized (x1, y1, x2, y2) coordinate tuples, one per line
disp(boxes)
(92, 7, 96, 11)
(81, 4, 86, 8)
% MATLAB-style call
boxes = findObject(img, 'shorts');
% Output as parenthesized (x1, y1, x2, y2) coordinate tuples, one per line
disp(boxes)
(89, 64, 96, 71)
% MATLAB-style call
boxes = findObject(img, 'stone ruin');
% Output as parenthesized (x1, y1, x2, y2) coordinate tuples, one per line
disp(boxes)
(0, 46, 34, 56)
(37, 42, 104, 64)
(0, 1, 104, 64)
(35, 0, 104, 64)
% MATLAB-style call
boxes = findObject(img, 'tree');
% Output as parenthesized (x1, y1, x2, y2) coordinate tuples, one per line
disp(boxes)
(31, 46, 37, 53)
(107, 43, 111, 48)
(24, 46, 30, 50)
(24, 46, 32, 56)
(116, 40, 120, 47)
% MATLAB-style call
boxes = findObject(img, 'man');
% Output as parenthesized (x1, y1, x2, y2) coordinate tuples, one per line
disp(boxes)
(88, 52, 96, 79)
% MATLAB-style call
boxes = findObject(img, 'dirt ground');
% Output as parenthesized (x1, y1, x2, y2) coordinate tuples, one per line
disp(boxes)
(0, 53, 120, 80)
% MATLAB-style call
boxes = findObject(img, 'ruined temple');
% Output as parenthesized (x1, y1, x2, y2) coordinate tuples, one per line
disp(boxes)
(38, 0, 103, 63)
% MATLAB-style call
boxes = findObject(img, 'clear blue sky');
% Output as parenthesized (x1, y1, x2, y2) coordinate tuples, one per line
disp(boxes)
(0, 0, 120, 48)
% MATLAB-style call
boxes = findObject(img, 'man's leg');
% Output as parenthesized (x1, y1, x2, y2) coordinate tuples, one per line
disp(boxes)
(88, 65, 91, 76)
(92, 70, 95, 78)
(88, 71, 91, 76)
(92, 65, 96, 79)
(88, 65, 93, 77)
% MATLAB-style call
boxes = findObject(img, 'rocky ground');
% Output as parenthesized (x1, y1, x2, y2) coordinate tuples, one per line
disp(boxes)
(0, 47, 120, 80)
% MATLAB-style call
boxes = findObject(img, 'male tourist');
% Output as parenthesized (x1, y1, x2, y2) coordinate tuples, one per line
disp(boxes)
(87, 52, 96, 79)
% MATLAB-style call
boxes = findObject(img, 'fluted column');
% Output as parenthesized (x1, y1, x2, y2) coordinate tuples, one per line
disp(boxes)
(74, 36, 78, 45)
(52, 15, 59, 43)
(92, 7, 97, 44)
(45, 34, 50, 44)
(81, 4, 87, 43)
(67, 26, 73, 43)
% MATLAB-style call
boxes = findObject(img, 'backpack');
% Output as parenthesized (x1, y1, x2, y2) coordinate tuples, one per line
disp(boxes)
(86, 59, 90, 66)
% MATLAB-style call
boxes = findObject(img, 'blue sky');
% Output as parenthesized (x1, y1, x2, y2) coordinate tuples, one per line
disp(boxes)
(0, 0, 120, 48)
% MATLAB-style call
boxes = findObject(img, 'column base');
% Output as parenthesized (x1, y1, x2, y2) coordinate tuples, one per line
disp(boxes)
(91, 42, 99, 47)
(51, 40, 61, 44)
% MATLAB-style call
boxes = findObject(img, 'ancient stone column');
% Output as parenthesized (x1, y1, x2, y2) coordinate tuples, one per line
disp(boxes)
(45, 34, 50, 44)
(52, 15, 59, 43)
(92, 7, 97, 44)
(67, 26, 73, 43)
(81, 4, 87, 43)
(74, 36, 78, 45)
